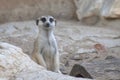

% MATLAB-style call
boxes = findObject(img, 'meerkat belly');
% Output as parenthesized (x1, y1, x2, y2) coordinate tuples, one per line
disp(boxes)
(42, 42, 56, 69)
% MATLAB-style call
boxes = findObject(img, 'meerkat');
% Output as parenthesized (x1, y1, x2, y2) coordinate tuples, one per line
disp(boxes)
(31, 16, 61, 73)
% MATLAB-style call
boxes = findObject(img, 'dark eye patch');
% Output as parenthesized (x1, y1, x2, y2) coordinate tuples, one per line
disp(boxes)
(49, 18, 54, 23)
(41, 17, 46, 23)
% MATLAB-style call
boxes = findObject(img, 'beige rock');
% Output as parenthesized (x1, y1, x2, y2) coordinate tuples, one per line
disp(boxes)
(101, 0, 120, 18)
(74, 0, 103, 24)
(12, 70, 93, 80)
(0, 42, 93, 80)
(74, 0, 120, 24)
(0, 42, 44, 79)
(112, 0, 120, 18)
(75, 0, 103, 19)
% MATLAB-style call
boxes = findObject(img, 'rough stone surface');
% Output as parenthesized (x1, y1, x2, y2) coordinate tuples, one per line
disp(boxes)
(70, 64, 93, 78)
(12, 70, 93, 80)
(101, 0, 120, 18)
(74, 0, 102, 24)
(0, 42, 45, 79)
(0, 0, 120, 24)
(74, 0, 120, 24)
(70, 57, 120, 80)
(0, 42, 92, 80)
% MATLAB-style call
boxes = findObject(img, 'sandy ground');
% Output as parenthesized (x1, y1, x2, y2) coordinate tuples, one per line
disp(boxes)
(0, 20, 120, 78)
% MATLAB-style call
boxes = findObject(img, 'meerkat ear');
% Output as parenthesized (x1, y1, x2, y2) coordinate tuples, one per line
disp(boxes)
(36, 19, 39, 25)
(55, 19, 57, 26)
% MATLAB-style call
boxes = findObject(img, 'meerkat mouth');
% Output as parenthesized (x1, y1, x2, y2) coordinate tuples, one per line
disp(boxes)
(45, 23, 50, 27)
(43, 26, 53, 30)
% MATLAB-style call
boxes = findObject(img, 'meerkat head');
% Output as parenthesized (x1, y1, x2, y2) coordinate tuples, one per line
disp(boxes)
(36, 16, 56, 30)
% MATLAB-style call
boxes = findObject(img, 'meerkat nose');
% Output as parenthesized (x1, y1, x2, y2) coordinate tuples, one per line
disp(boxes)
(46, 23, 50, 27)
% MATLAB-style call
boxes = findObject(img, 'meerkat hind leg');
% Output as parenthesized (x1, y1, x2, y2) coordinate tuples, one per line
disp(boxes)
(36, 53, 46, 68)
(31, 53, 38, 63)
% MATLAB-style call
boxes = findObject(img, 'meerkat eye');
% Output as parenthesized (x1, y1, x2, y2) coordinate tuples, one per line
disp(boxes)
(49, 18, 54, 23)
(41, 17, 46, 23)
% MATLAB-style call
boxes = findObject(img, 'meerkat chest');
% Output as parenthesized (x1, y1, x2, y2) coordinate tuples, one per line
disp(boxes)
(40, 35, 57, 56)
(44, 40, 55, 53)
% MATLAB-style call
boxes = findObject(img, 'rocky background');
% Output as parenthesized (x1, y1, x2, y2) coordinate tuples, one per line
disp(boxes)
(0, 0, 120, 80)
(0, 0, 120, 24)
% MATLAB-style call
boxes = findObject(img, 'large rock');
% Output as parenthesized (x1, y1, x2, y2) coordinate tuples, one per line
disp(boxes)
(0, 42, 92, 80)
(101, 0, 120, 18)
(74, 0, 120, 24)
(74, 0, 102, 24)
(0, 42, 44, 80)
